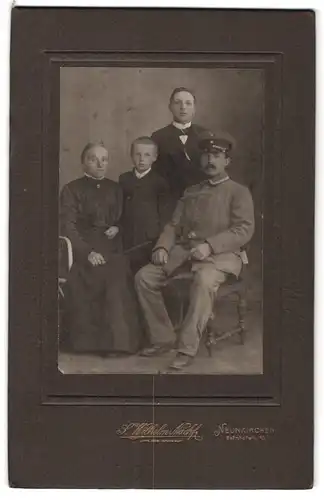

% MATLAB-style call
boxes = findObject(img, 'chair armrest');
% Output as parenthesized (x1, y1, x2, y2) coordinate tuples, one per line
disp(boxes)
(59, 236, 73, 271)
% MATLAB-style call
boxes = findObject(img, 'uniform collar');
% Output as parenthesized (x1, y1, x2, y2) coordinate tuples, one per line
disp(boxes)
(208, 175, 230, 186)
(172, 121, 192, 131)
(134, 168, 152, 179)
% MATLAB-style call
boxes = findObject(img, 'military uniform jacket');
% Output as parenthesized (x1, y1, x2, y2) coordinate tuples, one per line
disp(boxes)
(151, 123, 208, 200)
(154, 178, 255, 276)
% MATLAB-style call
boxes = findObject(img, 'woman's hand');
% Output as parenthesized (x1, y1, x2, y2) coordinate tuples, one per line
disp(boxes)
(88, 251, 106, 266)
(105, 226, 119, 239)
(152, 248, 168, 266)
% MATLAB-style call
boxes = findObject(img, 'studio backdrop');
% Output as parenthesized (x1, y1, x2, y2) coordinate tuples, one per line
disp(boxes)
(60, 66, 263, 294)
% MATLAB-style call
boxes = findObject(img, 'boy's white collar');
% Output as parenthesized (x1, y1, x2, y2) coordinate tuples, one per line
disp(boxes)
(134, 167, 152, 179)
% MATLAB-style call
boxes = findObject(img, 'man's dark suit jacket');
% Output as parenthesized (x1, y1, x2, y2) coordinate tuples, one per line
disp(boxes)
(151, 123, 208, 205)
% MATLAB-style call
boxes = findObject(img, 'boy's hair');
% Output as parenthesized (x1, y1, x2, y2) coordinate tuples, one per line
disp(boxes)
(80, 141, 106, 164)
(130, 136, 158, 156)
(169, 87, 196, 103)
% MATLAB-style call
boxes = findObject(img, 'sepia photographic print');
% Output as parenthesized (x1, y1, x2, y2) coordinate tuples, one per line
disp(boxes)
(9, 8, 314, 489)
(58, 65, 264, 376)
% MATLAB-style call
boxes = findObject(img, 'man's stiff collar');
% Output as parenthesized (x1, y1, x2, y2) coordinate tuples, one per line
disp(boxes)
(172, 121, 192, 130)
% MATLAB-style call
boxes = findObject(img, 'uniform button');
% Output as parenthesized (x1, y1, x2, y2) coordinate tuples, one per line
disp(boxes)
(188, 231, 196, 239)
(97, 184, 100, 189)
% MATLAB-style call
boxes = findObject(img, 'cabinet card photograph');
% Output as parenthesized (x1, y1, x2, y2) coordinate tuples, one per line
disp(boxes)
(9, 8, 314, 490)
(58, 66, 263, 375)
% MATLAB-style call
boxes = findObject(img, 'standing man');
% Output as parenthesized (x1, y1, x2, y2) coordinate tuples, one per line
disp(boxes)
(135, 134, 255, 370)
(151, 87, 208, 209)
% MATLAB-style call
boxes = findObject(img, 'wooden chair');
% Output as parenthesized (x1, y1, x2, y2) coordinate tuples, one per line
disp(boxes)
(164, 255, 248, 357)
(204, 264, 248, 356)
(58, 236, 73, 343)
(58, 236, 73, 299)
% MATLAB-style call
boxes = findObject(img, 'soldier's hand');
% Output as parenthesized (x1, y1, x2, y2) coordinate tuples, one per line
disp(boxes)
(152, 248, 168, 266)
(105, 226, 119, 239)
(88, 251, 106, 266)
(190, 243, 212, 261)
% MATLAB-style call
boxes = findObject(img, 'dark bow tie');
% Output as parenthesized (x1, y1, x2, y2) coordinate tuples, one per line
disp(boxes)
(179, 127, 191, 136)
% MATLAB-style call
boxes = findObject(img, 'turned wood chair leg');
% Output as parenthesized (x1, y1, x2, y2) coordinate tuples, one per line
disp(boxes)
(237, 292, 247, 344)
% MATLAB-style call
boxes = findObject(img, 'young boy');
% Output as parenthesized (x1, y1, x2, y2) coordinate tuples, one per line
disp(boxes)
(119, 136, 170, 273)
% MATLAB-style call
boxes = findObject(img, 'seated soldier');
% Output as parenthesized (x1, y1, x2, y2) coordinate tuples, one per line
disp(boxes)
(135, 132, 255, 370)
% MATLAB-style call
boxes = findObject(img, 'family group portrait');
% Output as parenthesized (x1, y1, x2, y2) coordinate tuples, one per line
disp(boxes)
(58, 66, 263, 375)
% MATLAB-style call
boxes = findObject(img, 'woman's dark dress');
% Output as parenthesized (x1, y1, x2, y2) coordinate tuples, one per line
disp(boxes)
(60, 175, 141, 354)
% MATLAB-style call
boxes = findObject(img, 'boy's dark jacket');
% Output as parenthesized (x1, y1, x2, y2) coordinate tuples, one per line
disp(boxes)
(119, 168, 170, 250)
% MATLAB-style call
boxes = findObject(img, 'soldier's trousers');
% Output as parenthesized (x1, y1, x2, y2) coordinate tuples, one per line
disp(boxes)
(135, 263, 227, 357)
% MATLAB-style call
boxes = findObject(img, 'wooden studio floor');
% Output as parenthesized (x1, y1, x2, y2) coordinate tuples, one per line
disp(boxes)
(58, 299, 263, 375)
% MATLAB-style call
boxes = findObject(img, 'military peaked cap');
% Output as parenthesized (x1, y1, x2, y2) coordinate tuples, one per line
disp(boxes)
(198, 130, 235, 154)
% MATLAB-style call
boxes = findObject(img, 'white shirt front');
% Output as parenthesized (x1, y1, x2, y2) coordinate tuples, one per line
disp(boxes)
(134, 167, 152, 179)
(172, 121, 192, 145)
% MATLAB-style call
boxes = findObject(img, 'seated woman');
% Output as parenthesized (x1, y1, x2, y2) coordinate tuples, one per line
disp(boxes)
(60, 142, 141, 355)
